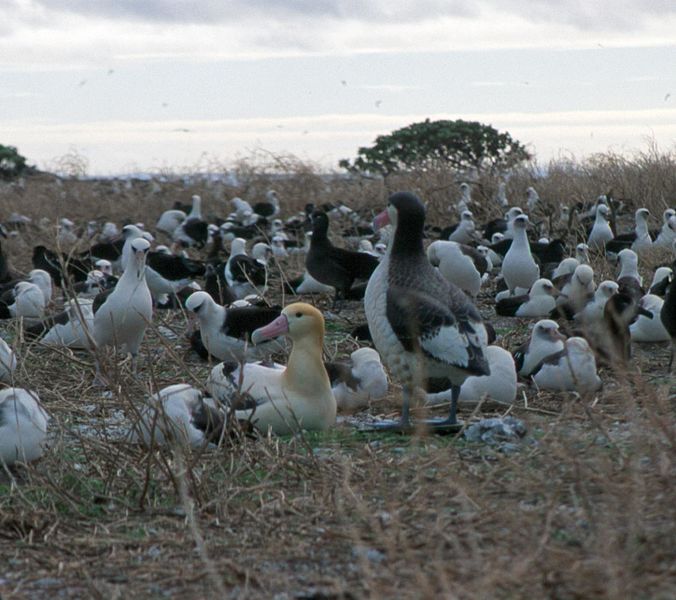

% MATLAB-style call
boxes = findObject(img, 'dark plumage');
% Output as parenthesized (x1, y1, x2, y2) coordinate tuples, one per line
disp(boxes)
(32, 245, 91, 286)
(146, 252, 205, 281)
(660, 264, 676, 369)
(365, 192, 489, 431)
(204, 263, 236, 306)
(306, 211, 378, 306)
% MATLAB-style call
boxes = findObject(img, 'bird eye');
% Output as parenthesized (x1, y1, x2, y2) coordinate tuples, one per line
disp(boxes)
(295, 312, 303, 318)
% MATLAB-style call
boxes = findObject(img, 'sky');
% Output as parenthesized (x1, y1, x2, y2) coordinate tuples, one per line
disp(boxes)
(1, 0, 676, 175)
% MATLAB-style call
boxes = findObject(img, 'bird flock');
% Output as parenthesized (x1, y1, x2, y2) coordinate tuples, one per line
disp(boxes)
(1, 182, 675, 465)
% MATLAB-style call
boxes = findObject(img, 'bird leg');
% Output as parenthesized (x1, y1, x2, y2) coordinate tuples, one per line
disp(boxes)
(423, 385, 463, 433)
(365, 384, 414, 432)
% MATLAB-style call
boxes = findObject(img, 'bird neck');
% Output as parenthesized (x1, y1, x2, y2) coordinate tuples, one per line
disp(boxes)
(391, 218, 424, 258)
(120, 259, 146, 284)
(512, 227, 530, 249)
(283, 333, 330, 393)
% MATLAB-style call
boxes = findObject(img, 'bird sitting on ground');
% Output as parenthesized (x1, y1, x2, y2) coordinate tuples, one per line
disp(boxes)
(206, 303, 337, 435)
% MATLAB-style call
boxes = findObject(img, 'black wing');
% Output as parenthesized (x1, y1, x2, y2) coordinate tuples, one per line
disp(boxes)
(222, 306, 282, 340)
(496, 293, 529, 317)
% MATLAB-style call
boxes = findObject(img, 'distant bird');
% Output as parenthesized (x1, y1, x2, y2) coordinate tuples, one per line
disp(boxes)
(441, 210, 477, 244)
(616, 248, 644, 303)
(574, 280, 619, 326)
(587, 204, 614, 250)
(224, 238, 268, 299)
(605, 208, 652, 254)
(526, 186, 540, 212)
(252, 190, 280, 218)
(495, 182, 509, 208)
(173, 195, 208, 248)
(365, 192, 489, 431)
(532, 337, 602, 394)
(655, 210, 676, 248)
(306, 211, 378, 307)
(554, 264, 596, 317)
(456, 182, 472, 213)
(0, 388, 49, 466)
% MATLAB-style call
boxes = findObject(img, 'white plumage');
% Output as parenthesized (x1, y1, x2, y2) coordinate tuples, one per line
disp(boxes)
(557, 264, 596, 313)
(574, 280, 619, 325)
(630, 295, 670, 342)
(447, 210, 476, 244)
(515, 319, 566, 377)
(587, 204, 614, 250)
(0, 388, 49, 466)
(427, 240, 482, 297)
(330, 347, 389, 412)
(135, 384, 222, 448)
(11, 281, 46, 319)
(185, 291, 283, 361)
(532, 337, 602, 394)
(426, 346, 517, 406)
(654, 210, 676, 248)
(42, 298, 95, 349)
(501, 214, 540, 294)
(93, 237, 153, 360)
(0, 337, 17, 383)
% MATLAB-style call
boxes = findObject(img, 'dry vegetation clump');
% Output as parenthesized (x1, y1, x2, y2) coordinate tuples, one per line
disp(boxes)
(0, 148, 675, 598)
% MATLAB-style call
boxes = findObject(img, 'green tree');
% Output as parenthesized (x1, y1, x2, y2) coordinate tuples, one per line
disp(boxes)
(0, 144, 29, 180)
(339, 119, 531, 176)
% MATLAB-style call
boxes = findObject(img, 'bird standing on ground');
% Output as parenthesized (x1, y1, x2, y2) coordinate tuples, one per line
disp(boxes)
(93, 237, 153, 373)
(364, 192, 489, 431)
(501, 214, 540, 295)
(306, 211, 378, 307)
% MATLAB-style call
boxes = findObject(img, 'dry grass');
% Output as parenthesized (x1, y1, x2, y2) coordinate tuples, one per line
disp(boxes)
(0, 148, 675, 599)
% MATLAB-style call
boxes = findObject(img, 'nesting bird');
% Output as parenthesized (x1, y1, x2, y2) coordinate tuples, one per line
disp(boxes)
(325, 347, 389, 413)
(532, 337, 602, 394)
(207, 303, 336, 435)
(135, 384, 224, 447)
(185, 291, 283, 362)
(0, 388, 49, 466)
(496, 278, 557, 318)
(513, 320, 566, 377)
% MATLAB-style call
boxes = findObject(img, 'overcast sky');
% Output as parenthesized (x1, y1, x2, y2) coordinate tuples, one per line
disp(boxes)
(2, 0, 675, 175)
